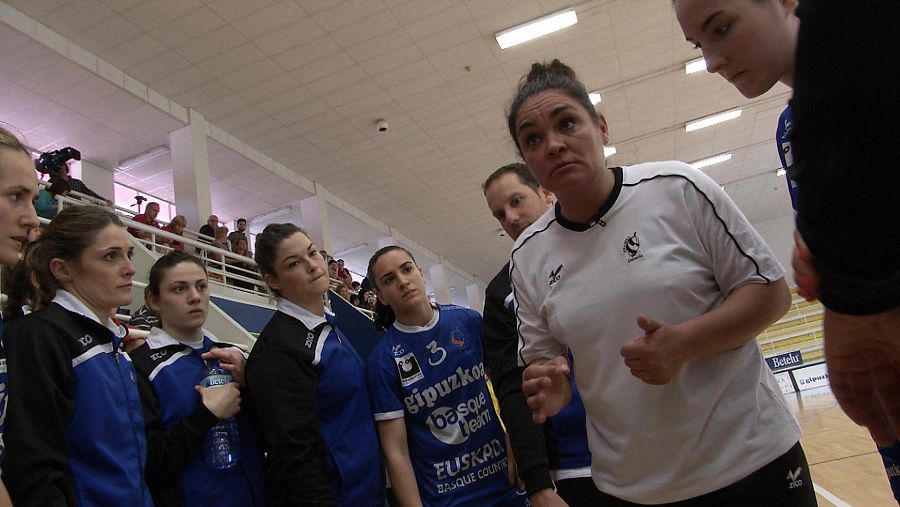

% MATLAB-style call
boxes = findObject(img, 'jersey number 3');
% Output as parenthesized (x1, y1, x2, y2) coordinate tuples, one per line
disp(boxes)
(426, 340, 447, 366)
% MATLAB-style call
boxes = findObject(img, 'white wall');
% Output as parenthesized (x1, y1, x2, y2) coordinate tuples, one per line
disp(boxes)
(751, 214, 796, 286)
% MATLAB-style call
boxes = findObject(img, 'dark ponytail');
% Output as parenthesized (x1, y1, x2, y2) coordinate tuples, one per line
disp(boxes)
(366, 245, 417, 333)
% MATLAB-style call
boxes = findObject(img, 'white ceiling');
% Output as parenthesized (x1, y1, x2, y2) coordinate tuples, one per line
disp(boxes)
(0, 0, 793, 289)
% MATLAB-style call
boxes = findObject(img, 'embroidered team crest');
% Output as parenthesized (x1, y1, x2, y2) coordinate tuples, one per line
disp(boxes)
(623, 232, 643, 263)
(395, 352, 424, 386)
(449, 328, 465, 349)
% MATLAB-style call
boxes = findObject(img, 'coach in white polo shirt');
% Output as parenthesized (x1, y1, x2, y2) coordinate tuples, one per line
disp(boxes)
(506, 59, 817, 506)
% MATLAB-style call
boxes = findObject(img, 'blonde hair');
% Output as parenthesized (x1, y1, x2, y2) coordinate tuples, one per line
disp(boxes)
(0, 126, 27, 155)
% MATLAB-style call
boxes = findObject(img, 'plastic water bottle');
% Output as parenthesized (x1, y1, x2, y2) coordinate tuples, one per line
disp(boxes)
(202, 365, 240, 469)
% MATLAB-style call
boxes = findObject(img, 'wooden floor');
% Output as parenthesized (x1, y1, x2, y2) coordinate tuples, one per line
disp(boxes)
(792, 386, 896, 506)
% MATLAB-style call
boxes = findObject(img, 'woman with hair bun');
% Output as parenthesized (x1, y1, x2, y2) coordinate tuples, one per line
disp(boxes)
(3, 205, 152, 506)
(510, 59, 815, 505)
(246, 223, 384, 506)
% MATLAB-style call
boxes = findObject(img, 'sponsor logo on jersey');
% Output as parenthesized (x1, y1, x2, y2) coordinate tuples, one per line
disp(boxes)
(434, 438, 506, 481)
(787, 467, 803, 489)
(78, 334, 93, 347)
(403, 362, 485, 414)
(395, 352, 424, 387)
(425, 392, 492, 445)
(392, 344, 405, 357)
(304, 331, 315, 348)
(449, 328, 466, 349)
(150, 350, 167, 361)
(548, 264, 562, 287)
(623, 231, 643, 263)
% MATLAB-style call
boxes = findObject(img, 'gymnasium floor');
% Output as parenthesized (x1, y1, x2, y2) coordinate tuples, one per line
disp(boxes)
(793, 387, 895, 506)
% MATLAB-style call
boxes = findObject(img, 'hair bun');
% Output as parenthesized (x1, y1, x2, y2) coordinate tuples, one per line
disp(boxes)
(526, 58, 578, 84)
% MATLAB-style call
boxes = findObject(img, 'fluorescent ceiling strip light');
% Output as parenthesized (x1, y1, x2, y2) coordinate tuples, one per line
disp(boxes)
(691, 153, 732, 169)
(118, 145, 170, 171)
(589, 91, 602, 105)
(685, 109, 742, 132)
(685, 57, 707, 74)
(495, 8, 578, 49)
(603, 146, 616, 157)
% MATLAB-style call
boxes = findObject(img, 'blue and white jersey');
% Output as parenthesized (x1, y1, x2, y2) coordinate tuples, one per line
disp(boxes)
(368, 305, 526, 507)
(777, 103, 799, 211)
(0, 317, 7, 468)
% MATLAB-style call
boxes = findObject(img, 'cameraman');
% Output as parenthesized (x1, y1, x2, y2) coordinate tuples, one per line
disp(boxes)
(37, 147, 112, 207)
(50, 165, 112, 207)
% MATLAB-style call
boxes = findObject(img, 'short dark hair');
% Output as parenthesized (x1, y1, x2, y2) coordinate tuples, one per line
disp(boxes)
(237, 218, 247, 224)
(507, 59, 598, 158)
(254, 223, 309, 297)
(482, 162, 540, 195)
(147, 250, 207, 298)
(47, 177, 71, 197)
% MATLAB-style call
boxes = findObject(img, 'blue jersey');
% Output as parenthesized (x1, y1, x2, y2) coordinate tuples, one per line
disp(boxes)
(777, 103, 799, 211)
(130, 329, 267, 506)
(368, 305, 526, 507)
(0, 317, 7, 467)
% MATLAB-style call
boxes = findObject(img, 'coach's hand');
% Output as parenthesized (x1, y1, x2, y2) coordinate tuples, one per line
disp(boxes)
(522, 356, 572, 424)
(620, 315, 689, 385)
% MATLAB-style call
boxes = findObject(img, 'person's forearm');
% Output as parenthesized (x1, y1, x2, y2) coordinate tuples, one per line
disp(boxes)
(385, 455, 423, 507)
(676, 280, 791, 360)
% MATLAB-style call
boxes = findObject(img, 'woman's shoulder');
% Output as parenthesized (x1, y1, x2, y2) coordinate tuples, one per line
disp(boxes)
(253, 311, 319, 358)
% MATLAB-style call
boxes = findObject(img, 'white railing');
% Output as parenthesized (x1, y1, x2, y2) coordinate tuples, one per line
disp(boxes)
(44, 191, 375, 321)
(52, 193, 270, 298)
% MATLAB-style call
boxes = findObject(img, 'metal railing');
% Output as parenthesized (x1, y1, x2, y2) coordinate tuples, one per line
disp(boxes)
(44, 188, 375, 321)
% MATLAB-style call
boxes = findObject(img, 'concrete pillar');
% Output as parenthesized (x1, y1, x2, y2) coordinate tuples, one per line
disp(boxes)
(170, 108, 211, 232)
(429, 263, 451, 305)
(466, 283, 483, 313)
(77, 160, 114, 203)
(299, 195, 331, 254)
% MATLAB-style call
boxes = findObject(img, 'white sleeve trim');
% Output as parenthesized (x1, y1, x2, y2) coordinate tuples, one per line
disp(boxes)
(373, 410, 405, 421)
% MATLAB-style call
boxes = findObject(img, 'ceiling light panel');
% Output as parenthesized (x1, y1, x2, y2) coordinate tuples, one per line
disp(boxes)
(685, 109, 742, 132)
(495, 8, 578, 49)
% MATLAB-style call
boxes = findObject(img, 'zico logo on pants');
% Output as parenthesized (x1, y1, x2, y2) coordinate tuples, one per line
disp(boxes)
(403, 363, 485, 415)
(425, 392, 492, 444)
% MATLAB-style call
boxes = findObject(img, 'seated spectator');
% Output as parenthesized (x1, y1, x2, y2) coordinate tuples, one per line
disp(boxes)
(34, 178, 69, 220)
(198, 214, 218, 242)
(225, 237, 257, 290)
(50, 164, 112, 206)
(351, 280, 361, 293)
(129, 202, 162, 240)
(336, 259, 353, 288)
(349, 295, 361, 308)
(162, 215, 187, 251)
(337, 285, 350, 301)
(327, 259, 339, 281)
(207, 226, 230, 282)
(129, 287, 160, 332)
(359, 276, 372, 295)
(227, 218, 249, 253)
